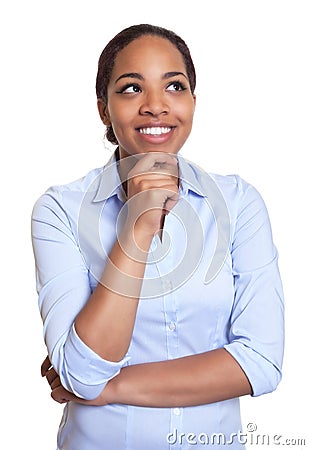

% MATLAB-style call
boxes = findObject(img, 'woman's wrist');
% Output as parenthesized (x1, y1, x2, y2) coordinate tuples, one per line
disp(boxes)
(120, 220, 154, 257)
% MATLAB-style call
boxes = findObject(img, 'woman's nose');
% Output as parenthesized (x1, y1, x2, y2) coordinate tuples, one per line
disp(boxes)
(139, 91, 169, 116)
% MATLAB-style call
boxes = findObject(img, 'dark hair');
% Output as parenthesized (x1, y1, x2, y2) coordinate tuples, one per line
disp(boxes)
(96, 24, 196, 145)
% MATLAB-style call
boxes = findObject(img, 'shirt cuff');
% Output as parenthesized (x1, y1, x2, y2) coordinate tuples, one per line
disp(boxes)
(61, 324, 131, 400)
(224, 341, 282, 397)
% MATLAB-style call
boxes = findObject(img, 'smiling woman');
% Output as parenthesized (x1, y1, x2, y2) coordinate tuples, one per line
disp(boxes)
(97, 34, 196, 156)
(31, 24, 284, 450)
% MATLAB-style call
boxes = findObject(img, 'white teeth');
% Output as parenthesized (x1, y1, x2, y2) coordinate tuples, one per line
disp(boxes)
(139, 127, 171, 135)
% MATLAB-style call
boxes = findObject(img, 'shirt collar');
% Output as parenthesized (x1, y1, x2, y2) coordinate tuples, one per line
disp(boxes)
(178, 155, 208, 198)
(93, 152, 126, 203)
(92, 151, 208, 203)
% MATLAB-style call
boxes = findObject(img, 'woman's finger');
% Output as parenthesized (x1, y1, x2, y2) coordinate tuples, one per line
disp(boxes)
(45, 367, 59, 386)
(51, 386, 73, 404)
(128, 152, 178, 178)
(50, 376, 62, 390)
(41, 355, 52, 377)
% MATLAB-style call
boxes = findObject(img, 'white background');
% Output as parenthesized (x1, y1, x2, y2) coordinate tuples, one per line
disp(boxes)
(1, 1, 308, 448)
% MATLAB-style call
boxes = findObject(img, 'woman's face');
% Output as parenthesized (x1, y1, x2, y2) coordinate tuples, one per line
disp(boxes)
(99, 35, 196, 158)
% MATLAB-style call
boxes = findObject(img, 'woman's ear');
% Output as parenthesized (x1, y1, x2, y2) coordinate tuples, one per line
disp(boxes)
(193, 94, 196, 108)
(97, 99, 111, 126)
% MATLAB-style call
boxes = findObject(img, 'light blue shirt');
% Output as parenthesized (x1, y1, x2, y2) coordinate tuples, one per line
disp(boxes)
(31, 152, 284, 450)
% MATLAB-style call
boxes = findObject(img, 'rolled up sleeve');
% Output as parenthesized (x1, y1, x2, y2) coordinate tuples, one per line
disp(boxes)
(224, 178, 284, 396)
(63, 324, 130, 399)
(31, 187, 130, 400)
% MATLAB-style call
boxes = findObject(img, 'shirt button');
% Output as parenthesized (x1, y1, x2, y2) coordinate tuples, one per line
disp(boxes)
(168, 322, 176, 331)
(173, 408, 181, 416)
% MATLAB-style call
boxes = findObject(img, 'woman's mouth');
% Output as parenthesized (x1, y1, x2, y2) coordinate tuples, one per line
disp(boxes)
(136, 126, 175, 145)
(138, 127, 172, 135)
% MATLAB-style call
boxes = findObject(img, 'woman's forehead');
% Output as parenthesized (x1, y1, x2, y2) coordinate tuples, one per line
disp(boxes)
(111, 35, 187, 79)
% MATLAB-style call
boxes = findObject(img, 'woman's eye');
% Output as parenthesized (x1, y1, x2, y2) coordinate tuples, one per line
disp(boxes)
(166, 81, 187, 92)
(118, 84, 141, 94)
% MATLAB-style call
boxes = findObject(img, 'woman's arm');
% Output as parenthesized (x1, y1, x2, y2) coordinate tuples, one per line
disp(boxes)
(74, 224, 152, 362)
(74, 153, 179, 362)
(33, 153, 179, 400)
(46, 348, 252, 407)
(106, 348, 252, 407)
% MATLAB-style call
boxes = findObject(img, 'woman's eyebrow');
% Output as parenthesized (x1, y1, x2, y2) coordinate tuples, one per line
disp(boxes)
(114, 73, 144, 84)
(114, 71, 189, 84)
(163, 71, 189, 80)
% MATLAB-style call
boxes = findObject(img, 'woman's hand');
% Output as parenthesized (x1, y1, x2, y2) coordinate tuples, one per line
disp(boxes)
(41, 356, 111, 406)
(125, 152, 179, 237)
(41, 356, 78, 404)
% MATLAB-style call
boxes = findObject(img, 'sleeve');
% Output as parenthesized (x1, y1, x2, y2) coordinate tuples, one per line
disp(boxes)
(224, 177, 284, 397)
(31, 187, 130, 400)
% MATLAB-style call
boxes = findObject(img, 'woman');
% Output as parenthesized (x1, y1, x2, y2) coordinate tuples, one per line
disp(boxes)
(32, 24, 284, 449)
